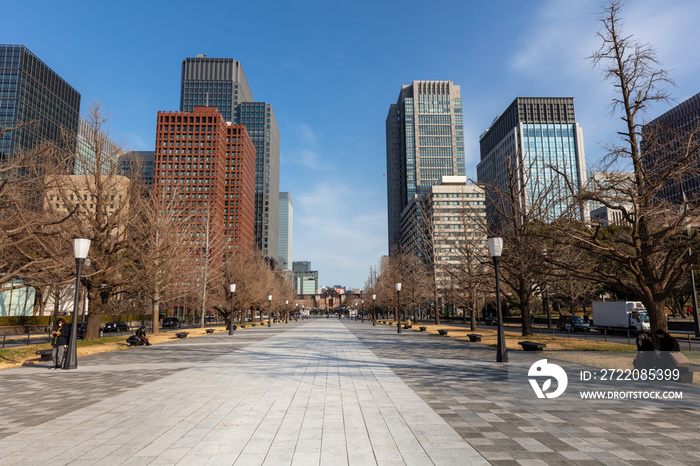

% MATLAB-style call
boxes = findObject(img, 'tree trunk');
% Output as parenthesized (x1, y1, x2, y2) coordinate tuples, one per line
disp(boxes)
(151, 290, 160, 335)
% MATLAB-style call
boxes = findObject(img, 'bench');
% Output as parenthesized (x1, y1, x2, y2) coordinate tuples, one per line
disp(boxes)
(403, 324, 412, 329)
(175, 332, 189, 339)
(35, 348, 52, 361)
(467, 334, 482, 342)
(519, 341, 546, 351)
(438, 329, 449, 336)
(419, 327, 427, 332)
(205, 329, 215, 334)
(240, 324, 246, 328)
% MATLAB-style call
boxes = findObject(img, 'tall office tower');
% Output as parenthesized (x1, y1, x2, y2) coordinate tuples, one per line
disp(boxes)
(386, 81, 466, 252)
(154, 107, 256, 307)
(642, 92, 700, 204)
(179, 56, 280, 261)
(180, 56, 252, 121)
(278, 192, 293, 270)
(75, 117, 121, 175)
(0, 44, 80, 161)
(118, 151, 156, 192)
(236, 102, 280, 259)
(477, 97, 587, 225)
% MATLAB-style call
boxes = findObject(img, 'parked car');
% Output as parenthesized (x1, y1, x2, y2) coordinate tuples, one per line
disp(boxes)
(556, 315, 591, 332)
(65, 322, 104, 339)
(103, 321, 129, 333)
(162, 317, 181, 329)
(204, 314, 217, 323)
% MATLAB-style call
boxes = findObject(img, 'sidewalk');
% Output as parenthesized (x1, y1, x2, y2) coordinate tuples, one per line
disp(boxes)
(0, 319, 698, 465)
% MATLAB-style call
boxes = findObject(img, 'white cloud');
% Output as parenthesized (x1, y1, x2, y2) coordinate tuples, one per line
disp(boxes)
(292, 181, 387, 288)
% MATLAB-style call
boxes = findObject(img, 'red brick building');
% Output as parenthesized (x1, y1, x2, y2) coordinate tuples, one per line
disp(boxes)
(154, 107, 256, 315)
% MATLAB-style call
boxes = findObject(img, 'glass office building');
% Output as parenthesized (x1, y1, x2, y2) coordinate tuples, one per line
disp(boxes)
(477, 97, 587, 225)
(0, 44, 80, 162)
(278, 192, 293, 270)
(236, 102, 280, 259)
(180, 56, 252, 121)
(386, 81, 466, 251)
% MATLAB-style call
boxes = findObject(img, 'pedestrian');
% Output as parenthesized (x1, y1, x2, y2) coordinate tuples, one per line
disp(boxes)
(636, 332, 654, 352)
(135, 325, 151, 346)
(687, 307, 693, 318)
(655, 329, 680, 351)
(50, 318, 69, 369)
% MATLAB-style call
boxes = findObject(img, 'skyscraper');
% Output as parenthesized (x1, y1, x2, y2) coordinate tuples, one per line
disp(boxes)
(179, 56, 280, 261)
(236, 102, 280, 259)
(153, 107, 256, 307)
(278, 192, 293, 271)
(75, 117, 121, 175)
(180, 56, 252, 121)
(642, 92, 700, 204)
(0, 44, 80, 161)
(118, 151, 156, 192)
(477, 97, 587, 224)
(386, 80, 466, 251)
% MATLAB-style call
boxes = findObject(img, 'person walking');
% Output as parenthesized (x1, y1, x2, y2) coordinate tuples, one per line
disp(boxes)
(50, 318, 69, 369)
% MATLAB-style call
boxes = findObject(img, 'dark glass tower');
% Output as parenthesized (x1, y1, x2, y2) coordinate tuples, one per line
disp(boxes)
(180, 56, 252, 121)
(0, 44, 80, 161)
(236, 102, 279, 259)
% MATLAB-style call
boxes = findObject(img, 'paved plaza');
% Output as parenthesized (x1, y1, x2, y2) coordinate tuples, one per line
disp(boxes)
(0, 319, 699, 465)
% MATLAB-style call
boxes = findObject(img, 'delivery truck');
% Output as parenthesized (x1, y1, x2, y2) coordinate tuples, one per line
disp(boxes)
(591, 301, 650, 333)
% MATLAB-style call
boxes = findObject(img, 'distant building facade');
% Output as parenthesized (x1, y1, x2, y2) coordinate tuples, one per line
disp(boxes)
(75, 117, 121, 175)
(278, 192, 293, 270)
(118, 151, 155, 192)
(587, 171, 634, 227)
(642, 92, 700, 204)
(386, 80, 466, 252)
(292, 261, 318, 295)
(477, 97, 587, 226)
(400, 176, 487, 290)
(0, 44, 80, 162)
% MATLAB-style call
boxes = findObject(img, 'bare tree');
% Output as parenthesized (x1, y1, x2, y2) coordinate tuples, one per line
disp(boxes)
(551, 0, 700, 337)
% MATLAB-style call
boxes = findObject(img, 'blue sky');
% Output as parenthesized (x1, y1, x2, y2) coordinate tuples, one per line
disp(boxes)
(5, 0, 700, 289)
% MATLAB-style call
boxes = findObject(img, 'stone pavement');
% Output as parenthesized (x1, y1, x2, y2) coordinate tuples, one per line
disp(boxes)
(0, 319, 698, 465)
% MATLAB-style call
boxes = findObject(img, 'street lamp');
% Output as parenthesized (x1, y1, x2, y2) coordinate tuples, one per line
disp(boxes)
(64, 238, 91, 370)
(372, 294, 376, 326)
(543, 249, 551, 329)
(268, 295, 272, 327)
(361, 299, 364, 323)
(285, 300, 289, 323)
(488, 237, 507, 363)
(229, 284, 236, 335)
(396, 283, 402, 334)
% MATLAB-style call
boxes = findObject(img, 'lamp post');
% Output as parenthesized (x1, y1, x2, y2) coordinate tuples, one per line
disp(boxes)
(488, 237, 507, 363)
(361, 299, 364, 323)
(64, 238, 91, 370)
(542, 249, 551, 329)
(285, 300, 289, 323)
(295, 303, 298, 321)
(372, 294, 376, 326)
(268, 295, 272, 327)
(396, 283, 402, 334)
(229, 284, 236, 335)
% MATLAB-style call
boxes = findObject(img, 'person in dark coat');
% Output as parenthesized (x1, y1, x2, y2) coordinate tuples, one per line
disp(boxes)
(135, 325, 151, 346)
(655, 329, 680, 351)
(636, 332, 655, 352)
(50, 318, 69, 369)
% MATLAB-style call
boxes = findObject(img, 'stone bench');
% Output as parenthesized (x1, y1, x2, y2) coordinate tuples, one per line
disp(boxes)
(467, 334, 482, 342)
(35, 348, 52, 361)
(175, 332, 189, 339)
(419, 327, 427, 332)
(519, 341, 546, 351)
(403, 324, 412, 329)
(438, 329, 449, 336)
(205, 329, 215, 334)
